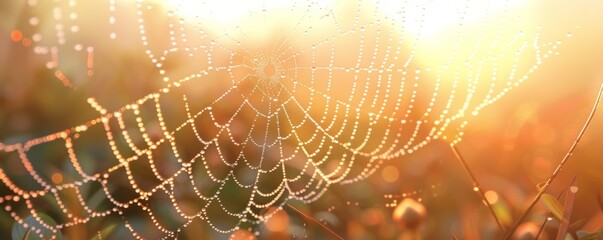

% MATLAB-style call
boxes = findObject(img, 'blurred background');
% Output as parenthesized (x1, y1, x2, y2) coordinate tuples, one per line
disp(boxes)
(1, 0, 603, 239)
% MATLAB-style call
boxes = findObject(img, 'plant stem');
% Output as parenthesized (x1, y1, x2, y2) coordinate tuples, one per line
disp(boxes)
(504, 82, 603, 240)
(286, 203, 344, 240)
(534, 213, 549, 240)
(450, 145, 506, 233)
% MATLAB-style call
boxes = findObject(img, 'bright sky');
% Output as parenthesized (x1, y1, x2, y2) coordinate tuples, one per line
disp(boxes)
(163, 0, 527, 38)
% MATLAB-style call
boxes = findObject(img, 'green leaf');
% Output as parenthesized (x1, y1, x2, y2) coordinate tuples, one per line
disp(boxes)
(541, 193, 564, 220)
(11, 213, 63, 240)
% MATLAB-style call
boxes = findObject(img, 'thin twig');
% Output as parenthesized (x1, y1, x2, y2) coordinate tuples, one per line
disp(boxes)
(536, 189, 566, 239)
(534, 213, 549, 240)
(504, 83, 603, 240)
(450, 145, 506, 233)
(285, 203, 344, 240)
(556, 176, 578, 240)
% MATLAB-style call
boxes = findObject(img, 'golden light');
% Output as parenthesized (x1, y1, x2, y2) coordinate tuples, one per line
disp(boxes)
(375, 0, 527, 38)
(165, 0, 281, 25)
(159, 0, 335, 43)
(159, 0, 535, 69)
(375, 0, 536, 73)
(164, 0, 527, 38)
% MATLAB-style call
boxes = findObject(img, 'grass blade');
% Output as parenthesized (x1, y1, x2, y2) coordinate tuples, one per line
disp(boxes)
(556, 176, 578, 240)
(541, 194, 564, 220)
(450, 145, 506, 233)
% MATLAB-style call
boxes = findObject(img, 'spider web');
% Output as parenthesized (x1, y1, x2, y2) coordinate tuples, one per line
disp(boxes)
(0, 0, 573, 238)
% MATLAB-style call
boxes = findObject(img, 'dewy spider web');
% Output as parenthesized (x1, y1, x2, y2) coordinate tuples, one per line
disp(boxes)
(0, 0, 573, 238)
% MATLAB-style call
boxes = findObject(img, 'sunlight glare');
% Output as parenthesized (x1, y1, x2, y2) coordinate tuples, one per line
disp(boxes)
(165, 0, 332, 26)
(162, 0, 335, 42)
(376, 0, 526, 38)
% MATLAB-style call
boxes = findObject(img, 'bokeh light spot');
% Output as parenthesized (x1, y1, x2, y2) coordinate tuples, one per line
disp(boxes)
(10, 30, 23, 42)
(484, 190, 499, 204)
(381, 165, 400, 183)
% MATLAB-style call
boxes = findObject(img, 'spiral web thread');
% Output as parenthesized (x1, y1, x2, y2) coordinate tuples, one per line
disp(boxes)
(0, 0, 572, 238)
